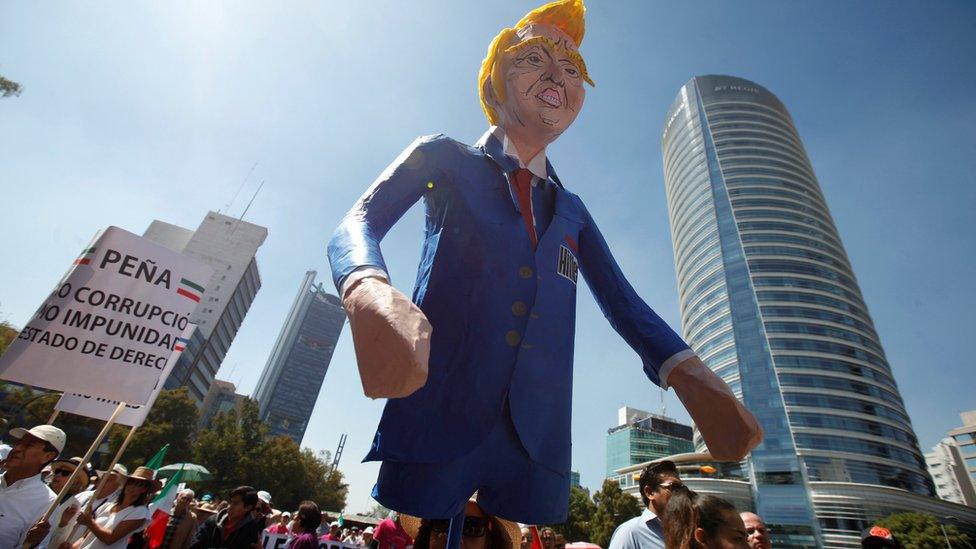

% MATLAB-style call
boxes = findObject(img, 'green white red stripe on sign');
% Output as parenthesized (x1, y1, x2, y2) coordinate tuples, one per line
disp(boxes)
(73, 247, 97, 266)
(176, 278, 205, 302)
(174, 337, 190, 352)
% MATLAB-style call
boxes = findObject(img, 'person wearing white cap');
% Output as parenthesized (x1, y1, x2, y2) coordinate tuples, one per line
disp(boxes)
(0, 424, 66, 547)
(253, 490, 272, 528)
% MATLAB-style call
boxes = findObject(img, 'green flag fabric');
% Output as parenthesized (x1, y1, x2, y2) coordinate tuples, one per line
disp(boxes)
(144, 444, 170, 470)
(152, 463, 185, 504)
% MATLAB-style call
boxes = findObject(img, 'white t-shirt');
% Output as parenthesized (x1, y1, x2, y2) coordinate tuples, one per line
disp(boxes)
(0, 471, 56, 547)
(79, 504, 151, 549)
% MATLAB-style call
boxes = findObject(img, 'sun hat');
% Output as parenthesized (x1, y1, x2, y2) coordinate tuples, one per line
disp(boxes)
(9, 425, 66, 455)
(401, 496, 520, 549)
(50, 457, 93, 488)
(126, 465, 162, 492)
(364, 527, 375, 535)
(258, 490, 272, 504)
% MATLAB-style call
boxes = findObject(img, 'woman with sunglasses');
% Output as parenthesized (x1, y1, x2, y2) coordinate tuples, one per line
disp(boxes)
(73, 466, 157, 549)
(402, 497, 520, 549)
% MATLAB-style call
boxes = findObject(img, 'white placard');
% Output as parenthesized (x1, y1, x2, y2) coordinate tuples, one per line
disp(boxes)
(54, 324, 197, 426)
(0, 226, 213, 404)
(260, 533, 365, 549)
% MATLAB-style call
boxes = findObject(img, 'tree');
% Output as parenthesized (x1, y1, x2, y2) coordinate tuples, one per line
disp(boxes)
(192, 404, 251, 495)
(589, 479, 642, 548)
(0, 75, 22, 98)
(300, 448, 348, 512)
(0, 320, 18, 356)
(552, 486, 597, 543)
(876, 512, 973, 549)
(191, 399, 347, 510)
(109, 388, 199, 467)
(365, 502, 390, 519)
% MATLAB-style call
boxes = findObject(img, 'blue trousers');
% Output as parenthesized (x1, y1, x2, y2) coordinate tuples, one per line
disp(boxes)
(372, 403, 570, 524)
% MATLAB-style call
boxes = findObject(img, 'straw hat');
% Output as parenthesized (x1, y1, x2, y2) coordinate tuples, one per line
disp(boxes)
(400, 497, 521, 549)
(126, 466, 162, 492)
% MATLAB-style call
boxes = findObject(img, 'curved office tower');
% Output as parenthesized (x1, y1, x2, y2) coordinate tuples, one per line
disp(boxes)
(662, 76, 933, 547)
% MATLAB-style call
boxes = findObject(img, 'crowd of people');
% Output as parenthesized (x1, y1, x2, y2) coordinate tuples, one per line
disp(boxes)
(2, 423, 905, 549)
(607, 460, 900, 549)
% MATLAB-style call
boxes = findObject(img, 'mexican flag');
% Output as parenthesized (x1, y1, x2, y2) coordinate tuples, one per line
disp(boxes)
(138, 445, 181, 549)
(144, 464, 185, 548)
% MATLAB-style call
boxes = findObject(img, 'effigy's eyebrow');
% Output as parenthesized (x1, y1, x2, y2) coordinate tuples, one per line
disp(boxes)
(504, 35, 595, 86)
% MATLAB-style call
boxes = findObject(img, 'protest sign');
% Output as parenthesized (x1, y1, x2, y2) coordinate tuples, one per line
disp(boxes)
(260, 533, 364, 549)
(262, 533, 291, 549)
(54, 324, 197, 426)
(0, 226, 213, 404)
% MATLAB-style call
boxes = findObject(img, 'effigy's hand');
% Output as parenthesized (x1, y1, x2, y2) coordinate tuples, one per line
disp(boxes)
(343, 274, 431, 398)
(669, 356, 763, 460)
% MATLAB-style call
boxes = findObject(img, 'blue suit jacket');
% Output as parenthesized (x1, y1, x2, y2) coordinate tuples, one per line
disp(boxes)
(328, 130, 691, 474)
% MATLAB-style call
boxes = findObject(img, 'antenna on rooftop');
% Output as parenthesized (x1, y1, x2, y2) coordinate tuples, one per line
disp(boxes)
(331, 434, 347, 474)
(239, 179, 265, 222)
(220, 162, 258, 215)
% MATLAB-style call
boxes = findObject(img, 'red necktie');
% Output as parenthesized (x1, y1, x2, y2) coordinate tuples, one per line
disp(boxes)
(512, 168, 538, 249)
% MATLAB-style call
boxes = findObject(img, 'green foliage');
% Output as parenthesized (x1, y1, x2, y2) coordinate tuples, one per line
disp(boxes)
(0, 75, 22, 98)
(109, 388, 199, 467)
(876, 512, 973, 549)
(589, 479, 642, 548)
(192, 398, 347, 511)
(366, 502, 390, 518)
(552, 486, 597, 543)
(0, 320, 18, 356)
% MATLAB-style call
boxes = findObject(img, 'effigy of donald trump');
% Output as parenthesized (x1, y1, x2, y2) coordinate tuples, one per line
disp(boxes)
(327, 0, 762, 534)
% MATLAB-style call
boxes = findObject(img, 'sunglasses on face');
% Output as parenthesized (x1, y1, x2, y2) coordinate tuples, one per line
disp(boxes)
(429, 516, 489, 538)
(52, 468, 75, 477)
(657, 481, 684, 492)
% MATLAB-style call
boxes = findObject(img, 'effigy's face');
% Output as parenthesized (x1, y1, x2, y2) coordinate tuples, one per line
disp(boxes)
(496, 23, 586, 144)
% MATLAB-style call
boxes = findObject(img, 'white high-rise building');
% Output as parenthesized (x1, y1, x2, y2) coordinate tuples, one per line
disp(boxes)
(144, 211, 267, 404)
(926, 437, 976, 506)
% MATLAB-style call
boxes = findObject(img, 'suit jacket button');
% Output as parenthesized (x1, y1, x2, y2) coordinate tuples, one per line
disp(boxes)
(505, 330, 521, 346)
(519, 266, 533, 279)
(511, 301, 528, 316)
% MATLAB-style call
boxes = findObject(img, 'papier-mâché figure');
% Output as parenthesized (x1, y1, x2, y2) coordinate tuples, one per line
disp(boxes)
(328, 0, 762, 529)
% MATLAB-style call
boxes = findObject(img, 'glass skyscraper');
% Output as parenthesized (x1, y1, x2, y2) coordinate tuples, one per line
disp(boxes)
(662, 75, 933, 547)
(606, 406, 694, 477)
(253, 271, 345, 444)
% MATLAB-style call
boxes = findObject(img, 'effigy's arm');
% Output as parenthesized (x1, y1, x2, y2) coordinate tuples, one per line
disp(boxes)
(576, 201, 762, 460)
(327, 135, 447, 398)
(328, 134, 447, 294)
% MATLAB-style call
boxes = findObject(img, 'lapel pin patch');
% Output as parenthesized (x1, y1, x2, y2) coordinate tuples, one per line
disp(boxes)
(557, 244, 578, 284)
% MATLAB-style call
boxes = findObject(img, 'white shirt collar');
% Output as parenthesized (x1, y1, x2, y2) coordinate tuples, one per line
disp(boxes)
(489, 126, 549, 181)
(0, 471, 45, 490)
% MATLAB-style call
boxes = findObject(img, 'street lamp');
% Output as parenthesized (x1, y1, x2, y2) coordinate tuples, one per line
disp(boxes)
(940, 515, 958, 549)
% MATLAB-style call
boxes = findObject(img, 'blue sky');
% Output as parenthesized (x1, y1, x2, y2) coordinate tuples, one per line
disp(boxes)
(2, 2, 974, 513)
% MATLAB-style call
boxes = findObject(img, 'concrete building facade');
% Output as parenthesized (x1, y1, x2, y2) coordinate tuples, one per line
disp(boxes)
(925, 437, 976, 507)
(144, 211, 267, 404)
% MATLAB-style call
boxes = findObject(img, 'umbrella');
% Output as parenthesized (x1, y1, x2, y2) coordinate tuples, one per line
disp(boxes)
(156, 463, 213, 481)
